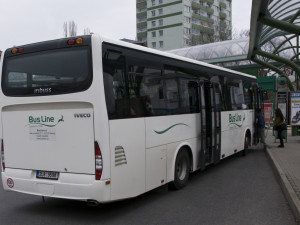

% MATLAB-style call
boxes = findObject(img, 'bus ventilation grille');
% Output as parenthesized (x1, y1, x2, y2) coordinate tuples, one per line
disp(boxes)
(115, 146, 127, 166)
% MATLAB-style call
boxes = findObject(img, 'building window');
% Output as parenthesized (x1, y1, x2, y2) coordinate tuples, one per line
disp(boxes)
(151, 0, 155, 6)
(152, 31, 156, 38)
(184, 27, 190, 34)
(159, 41, 164, 48)
(184, 16, 191, 24)
(151, 10, 156, 17)
(184, 38, 189, 45)
(159, 30, 163, 37)
(152, 21, 156, 27)
(159, 0, 163, 4)
(159, 19, 163, 26)
(184, 5, 190, 12)
(152, 42, 156, 48)
(158, 8, 163, 15)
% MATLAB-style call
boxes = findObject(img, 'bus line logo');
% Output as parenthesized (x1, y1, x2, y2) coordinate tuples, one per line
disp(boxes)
(228, 113, 245, 127)
(28, 115, 64, 127)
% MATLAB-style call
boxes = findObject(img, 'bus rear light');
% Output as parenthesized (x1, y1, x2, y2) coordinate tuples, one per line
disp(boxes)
(67, 38, 83, 46)
(11, 48, 24, 54)
(1, 140, 5, 172)
(11, 48, 18, 54)
(76, 38, 83, 44)
(95, 142, 103, 180)
(67, 39, 75, 45)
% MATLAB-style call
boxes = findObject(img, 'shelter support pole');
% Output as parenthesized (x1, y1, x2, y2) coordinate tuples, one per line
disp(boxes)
(251, 57, 280, 113)
(255, 49, 300, 91)
(258, 16, 300, 35)
(297, 36, 299, 90)
(251, 57, 284, 76)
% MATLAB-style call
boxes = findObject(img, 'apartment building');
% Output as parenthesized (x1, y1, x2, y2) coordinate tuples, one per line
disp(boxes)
(136, 0, 232, 50)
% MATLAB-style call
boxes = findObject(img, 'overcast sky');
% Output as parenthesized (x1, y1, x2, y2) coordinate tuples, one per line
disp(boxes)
(0, 0, 252, 51)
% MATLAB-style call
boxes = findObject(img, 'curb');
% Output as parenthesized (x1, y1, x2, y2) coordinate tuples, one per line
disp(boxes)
(265, 147, 300, 221)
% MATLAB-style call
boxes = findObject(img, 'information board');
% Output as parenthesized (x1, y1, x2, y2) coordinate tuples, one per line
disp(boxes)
(290, 92, 300, 125)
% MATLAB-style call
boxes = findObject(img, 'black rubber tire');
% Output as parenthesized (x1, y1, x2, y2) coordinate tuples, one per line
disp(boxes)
(242, 134, 250, 156)
(169, 148, 190, 190)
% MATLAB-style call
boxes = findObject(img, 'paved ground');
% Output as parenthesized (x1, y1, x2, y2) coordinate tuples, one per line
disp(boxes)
(264, 128, 300, 222)
(1, 147, 297, 225)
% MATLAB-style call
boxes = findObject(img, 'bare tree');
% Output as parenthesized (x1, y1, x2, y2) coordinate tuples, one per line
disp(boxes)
(69, 21, 77, 37)
(232, 28, 250, 39)
(63, 21, 77, 37)
(63, 22, 68, 38)
(83, 27, 91, 35)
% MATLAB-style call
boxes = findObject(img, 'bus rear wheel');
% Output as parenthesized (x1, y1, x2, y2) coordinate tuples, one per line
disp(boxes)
(242, 134, 251, 156)
(169, 148, 190, 190)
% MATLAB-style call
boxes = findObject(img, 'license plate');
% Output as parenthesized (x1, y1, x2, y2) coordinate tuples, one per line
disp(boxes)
(36, 171, 59, 180)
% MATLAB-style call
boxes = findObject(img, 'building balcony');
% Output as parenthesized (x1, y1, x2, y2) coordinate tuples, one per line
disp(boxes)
(192, 2, 214, 14)
(220, 22, 227, 28)
(219, 12, 227, 20)
(203, 36, 211, 43)
(201, 26, 214, 35)
(137, 21, 147, 28)
(137, 31, 147, 38)
(191, 34, 203, 41)
(205, 0, 214, 4)
(192, 13, 214, 24)
(220, 2, 227, 9)
(136, 1, 146, 8)
(137, 11, 147, 18)
(220, 31, 228, 39)
(192, 24, 214, 35)
(192, 23, 201, 30)
(191, 1, 201, 9)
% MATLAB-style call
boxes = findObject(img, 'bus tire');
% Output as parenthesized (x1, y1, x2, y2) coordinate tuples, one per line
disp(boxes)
(169, 147, 190, 190)
(242, 133, 251, 156)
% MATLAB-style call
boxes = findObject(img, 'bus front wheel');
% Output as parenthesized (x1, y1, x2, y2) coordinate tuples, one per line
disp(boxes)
(169, 148, 190, 190)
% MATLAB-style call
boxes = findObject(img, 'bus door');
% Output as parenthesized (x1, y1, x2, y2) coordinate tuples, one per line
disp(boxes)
(200, 82, 221, 165)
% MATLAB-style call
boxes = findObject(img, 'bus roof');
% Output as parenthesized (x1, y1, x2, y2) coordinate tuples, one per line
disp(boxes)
(3, 34, 256, 82)
(99, 35, 256, 81)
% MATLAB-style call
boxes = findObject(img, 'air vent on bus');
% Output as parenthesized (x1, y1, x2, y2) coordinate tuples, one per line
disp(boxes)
(115, 146, 127, 166)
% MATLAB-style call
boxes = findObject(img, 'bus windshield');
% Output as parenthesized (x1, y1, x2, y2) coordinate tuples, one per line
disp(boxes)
(2, 46, 92, 96)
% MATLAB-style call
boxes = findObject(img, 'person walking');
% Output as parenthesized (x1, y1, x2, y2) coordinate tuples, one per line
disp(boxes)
(256, 108, 267, 148)
(274, 108, 285, 148)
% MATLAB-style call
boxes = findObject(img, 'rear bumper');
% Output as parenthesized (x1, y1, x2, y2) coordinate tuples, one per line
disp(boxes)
(1, 168, 111, 203)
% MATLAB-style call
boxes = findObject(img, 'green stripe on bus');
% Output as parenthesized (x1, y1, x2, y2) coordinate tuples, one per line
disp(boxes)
(154, 123, 189, 134)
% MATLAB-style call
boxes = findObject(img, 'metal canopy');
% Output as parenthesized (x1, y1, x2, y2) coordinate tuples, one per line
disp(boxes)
(248, 0, 300, 91)
(168, 38, 249, 64)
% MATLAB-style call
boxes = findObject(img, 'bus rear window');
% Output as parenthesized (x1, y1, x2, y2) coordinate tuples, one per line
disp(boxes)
(2, 46, 92, 96)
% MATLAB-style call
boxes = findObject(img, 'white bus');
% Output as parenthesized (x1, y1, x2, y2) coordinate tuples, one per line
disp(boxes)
(0, 35, 262, 205)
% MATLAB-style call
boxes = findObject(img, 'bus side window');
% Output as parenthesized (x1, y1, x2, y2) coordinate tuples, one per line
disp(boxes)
(127, 65, 162, 117)
(139, 68, 164, 116)
(222, 82, 232, 111)
(164, 78, 179, 114)
(227, 79, 245, 110)
(103, 51, 127, 119)
(214, 83, 225, 111)
(243, 81, 253, 109)
(180, 80, 199, 113)
(163, 65, 199, 115)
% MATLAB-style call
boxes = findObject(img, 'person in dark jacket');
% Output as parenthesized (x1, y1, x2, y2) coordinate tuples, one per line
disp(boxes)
(256, 108, 267, 147)
(275, 108, 285, 148)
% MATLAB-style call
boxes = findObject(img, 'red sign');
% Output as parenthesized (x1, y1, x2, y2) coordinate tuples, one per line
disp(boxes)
(264, 103, 273, 124)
